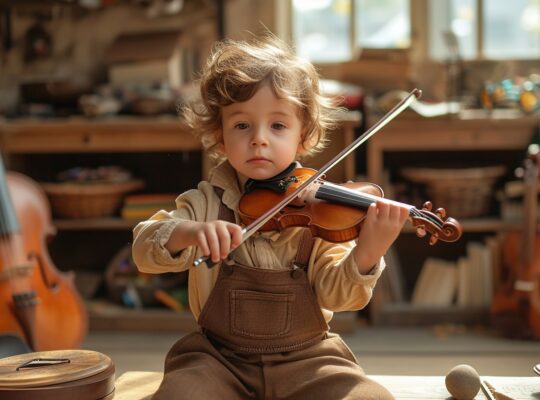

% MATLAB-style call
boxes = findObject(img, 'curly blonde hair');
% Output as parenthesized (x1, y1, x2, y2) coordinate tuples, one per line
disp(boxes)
(182, 34, 342, 161)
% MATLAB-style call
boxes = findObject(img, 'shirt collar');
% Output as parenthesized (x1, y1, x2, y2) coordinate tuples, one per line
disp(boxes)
(208, 160, 301, 243)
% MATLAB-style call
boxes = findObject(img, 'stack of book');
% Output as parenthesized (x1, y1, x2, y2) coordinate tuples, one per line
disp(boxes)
(410, 236, 503, 308)
(121, 194, 177, 220)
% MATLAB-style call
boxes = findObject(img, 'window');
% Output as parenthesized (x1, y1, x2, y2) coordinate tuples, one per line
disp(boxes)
(292, 0, 540, 62)
(292, 0, 410, 62)
(355, 0, 410, 49)
(429, 0, 540, 60)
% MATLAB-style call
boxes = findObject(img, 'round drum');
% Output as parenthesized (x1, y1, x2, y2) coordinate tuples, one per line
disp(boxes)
(0, 349, 115, 400)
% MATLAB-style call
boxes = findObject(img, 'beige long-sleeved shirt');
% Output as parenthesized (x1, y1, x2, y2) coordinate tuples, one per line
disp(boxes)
(132, 161, 385, 324)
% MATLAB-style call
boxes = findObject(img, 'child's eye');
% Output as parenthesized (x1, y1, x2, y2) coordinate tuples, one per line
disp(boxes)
(234, 122, 249, 130)
(271, 122, 286, 130)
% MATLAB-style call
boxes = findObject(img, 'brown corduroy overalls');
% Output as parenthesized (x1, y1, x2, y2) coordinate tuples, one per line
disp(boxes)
(151, 189, 394, 400)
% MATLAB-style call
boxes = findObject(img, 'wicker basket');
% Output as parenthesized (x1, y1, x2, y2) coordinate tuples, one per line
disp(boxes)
(401, 166, 506, 218)
(41, 179, 145, 219)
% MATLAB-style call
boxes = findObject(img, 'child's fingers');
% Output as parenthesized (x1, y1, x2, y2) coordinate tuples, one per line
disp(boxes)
(229, 224, 243, 250)
(204, 225, 221, 262)
(366, 202, 378, 222)
(398, 205, 409, 223)
(389, 203, 409, 223)
(196, 230, 210, 257)
(216, 223, 231, 259)
(376, 199, 390, 219)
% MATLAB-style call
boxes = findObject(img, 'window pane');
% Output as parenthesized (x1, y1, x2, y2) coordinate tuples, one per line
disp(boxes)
(292, 0, 351, 62)
(429, 0, 477, 60)
(355, 0, 410, 48)
(484, 0, 540, 59)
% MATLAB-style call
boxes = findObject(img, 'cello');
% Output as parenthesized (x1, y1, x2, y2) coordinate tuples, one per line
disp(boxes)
(0, 155, 87, 351)
(491, 144, 540, 338)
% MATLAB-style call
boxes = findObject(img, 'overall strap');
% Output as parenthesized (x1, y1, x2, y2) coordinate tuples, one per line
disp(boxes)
(294, 229, 314, 270)
(212, 186, 314, 269)
(213, 187, 235, 223)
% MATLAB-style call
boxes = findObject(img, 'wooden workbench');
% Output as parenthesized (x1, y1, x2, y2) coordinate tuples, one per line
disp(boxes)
(0, 112, 361, 183)
(367, 110, 539, 184)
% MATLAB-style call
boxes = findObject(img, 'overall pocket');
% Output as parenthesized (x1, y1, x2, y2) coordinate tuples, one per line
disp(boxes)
(231, 290, 294, 338)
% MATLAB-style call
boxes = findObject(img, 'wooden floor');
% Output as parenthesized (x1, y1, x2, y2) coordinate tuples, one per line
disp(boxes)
(83, 326, 540, 378)
(113, 371, 539, 399)
(82, 326, 540, 399)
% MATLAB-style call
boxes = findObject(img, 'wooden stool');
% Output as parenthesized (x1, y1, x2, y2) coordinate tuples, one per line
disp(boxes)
(0, 349, 115, 400)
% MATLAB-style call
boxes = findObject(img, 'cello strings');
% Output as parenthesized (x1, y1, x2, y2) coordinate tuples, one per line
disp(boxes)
(0, 168, 18, 290)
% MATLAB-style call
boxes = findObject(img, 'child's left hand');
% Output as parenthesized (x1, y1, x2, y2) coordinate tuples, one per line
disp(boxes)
(353, 199, 409, 274)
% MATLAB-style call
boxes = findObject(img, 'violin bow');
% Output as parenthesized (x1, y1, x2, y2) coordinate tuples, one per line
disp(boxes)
(194, 88, 422, 267)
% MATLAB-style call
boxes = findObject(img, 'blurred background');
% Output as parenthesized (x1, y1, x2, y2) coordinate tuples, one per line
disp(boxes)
(1, 0, 540, 378)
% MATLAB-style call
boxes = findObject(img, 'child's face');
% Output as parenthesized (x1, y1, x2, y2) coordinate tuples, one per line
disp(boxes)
(220, 84, 304, 182)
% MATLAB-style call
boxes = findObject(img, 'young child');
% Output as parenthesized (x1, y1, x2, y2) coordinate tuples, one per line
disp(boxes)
(132, 35, 409, 400)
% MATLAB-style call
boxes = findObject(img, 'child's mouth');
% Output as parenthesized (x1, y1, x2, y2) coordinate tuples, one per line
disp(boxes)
(248, 157, 271, 164)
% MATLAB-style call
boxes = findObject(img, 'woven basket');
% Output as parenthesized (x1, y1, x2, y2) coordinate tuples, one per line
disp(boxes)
(41, 180, 145, 219)
(401, 166, 506, 218)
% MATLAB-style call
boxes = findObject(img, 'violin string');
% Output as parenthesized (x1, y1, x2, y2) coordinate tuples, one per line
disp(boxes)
(317, 183, 444, 228)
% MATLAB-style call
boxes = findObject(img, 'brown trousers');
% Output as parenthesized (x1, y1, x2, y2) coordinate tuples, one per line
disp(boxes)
(152, 330, 393, 399)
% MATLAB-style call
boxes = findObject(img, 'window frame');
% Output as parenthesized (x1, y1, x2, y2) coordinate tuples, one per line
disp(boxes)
(287, 0, 540, 63)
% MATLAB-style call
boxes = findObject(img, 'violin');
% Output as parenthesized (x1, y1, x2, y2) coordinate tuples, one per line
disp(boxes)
(491, 144, 540, 338)
(0, 155, 87, 351)
(238, 167, 463, 245)
(194, 88, 461, 268)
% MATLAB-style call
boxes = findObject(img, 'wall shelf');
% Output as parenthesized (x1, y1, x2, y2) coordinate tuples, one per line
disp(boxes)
(54, 218, 138, 230)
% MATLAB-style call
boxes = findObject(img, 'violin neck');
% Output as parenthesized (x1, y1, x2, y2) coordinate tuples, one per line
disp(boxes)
(315, 182, 412, 215)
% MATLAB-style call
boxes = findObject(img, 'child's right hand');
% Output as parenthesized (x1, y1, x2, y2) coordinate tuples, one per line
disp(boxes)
(166, 220, 243, 262)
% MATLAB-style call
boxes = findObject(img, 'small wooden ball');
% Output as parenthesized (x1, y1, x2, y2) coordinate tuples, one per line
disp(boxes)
(445, 364, 481, 400)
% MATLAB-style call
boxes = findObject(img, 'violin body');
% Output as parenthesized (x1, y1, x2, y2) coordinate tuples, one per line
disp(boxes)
(239, 167, 462, 245)
(0, 171, 87, 351)
(240, 168, 383, 243)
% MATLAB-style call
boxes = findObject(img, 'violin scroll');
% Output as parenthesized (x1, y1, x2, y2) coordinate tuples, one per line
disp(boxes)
(410, 202, 463, 245)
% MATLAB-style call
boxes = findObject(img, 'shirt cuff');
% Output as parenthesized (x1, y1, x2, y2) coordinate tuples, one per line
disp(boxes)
(151, 220, 193, 267)
(343, 254, 385, 285)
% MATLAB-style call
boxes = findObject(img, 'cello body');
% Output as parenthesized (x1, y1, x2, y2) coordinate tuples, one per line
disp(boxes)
(491, 144, 540, 338)
(492, 232, 540, 338)
(0, 170, 87, 351)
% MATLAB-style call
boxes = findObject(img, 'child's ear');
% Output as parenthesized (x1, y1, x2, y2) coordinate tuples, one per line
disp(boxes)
(297, 141, 308, 156)
(214, 129, 225, 153)
(297, 132, 313, 156)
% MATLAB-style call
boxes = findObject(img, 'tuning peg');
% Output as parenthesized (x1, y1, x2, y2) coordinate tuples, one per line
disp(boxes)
(422, 201, 433, 211)
(429, 234, 439, 245)
(416, 226, 426, 238)
(435, 208, 446, 219)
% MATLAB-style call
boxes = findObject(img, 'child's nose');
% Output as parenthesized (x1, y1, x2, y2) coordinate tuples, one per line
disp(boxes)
(250, 126, 268, 146)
